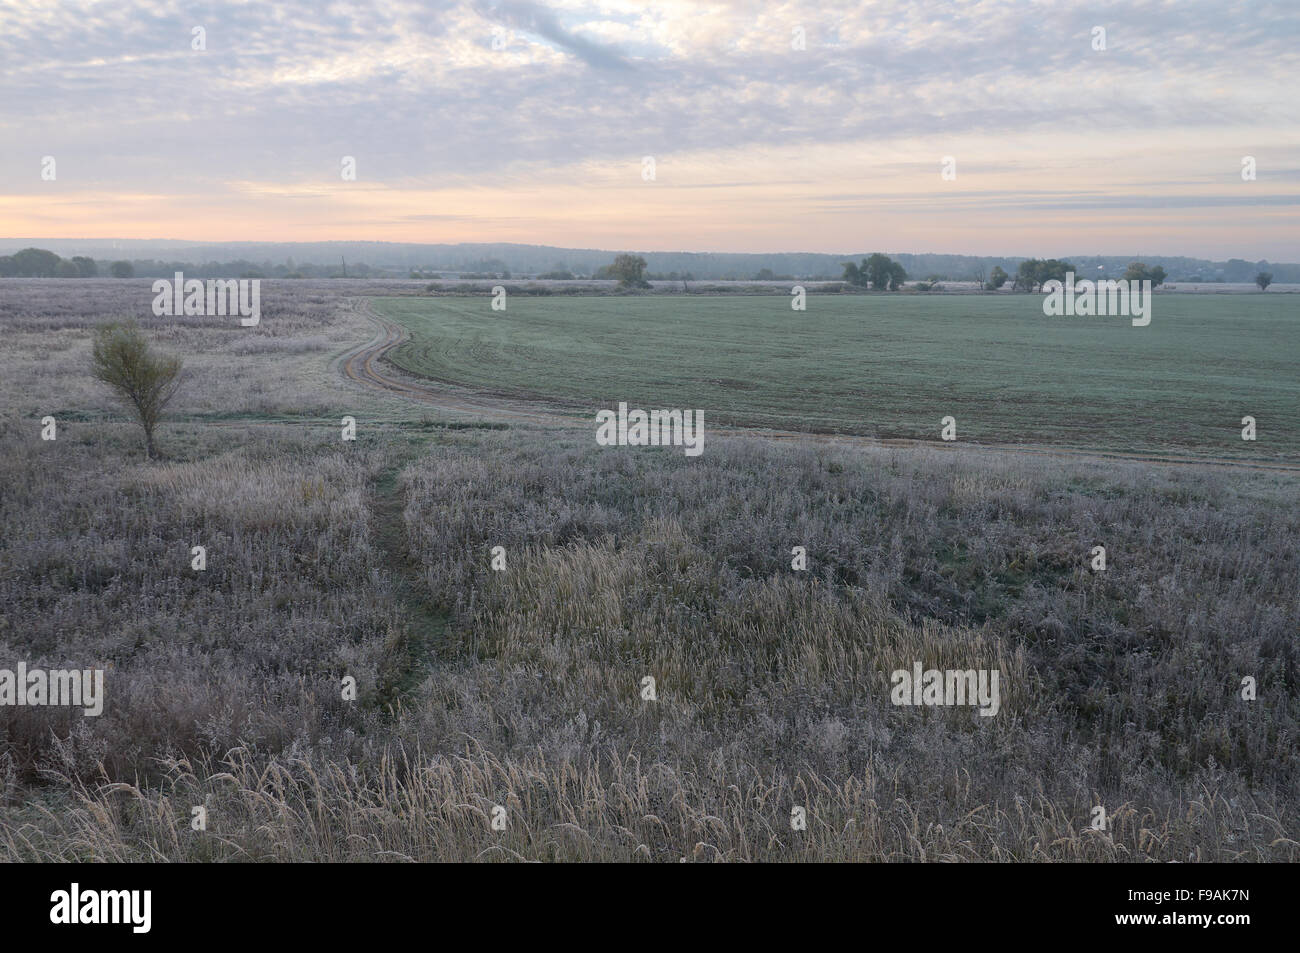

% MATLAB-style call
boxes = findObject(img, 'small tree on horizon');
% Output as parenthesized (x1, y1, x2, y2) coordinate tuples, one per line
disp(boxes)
(608, 254, 650, 289)
(91, 322, 183, 459)
(1256, 271, 1273, 291)
(1123, 262, 1167, 287)
(605, 252, 650, 286)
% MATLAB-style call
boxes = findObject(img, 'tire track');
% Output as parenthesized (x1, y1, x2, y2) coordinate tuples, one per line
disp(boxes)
(337, 298, 580, 426)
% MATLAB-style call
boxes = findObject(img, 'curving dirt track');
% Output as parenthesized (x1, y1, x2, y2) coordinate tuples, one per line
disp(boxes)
(337, 298, 582, 426)
(337, 298, 1300, 474)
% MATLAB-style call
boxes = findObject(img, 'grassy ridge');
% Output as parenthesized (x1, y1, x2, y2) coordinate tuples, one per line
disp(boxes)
(380, 293, 1300, 459)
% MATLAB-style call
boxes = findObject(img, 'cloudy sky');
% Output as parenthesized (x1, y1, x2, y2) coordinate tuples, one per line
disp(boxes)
(2, 0, 1297, 258)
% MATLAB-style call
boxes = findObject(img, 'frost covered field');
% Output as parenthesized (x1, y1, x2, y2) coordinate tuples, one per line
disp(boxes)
(0, 281, 1296, 861)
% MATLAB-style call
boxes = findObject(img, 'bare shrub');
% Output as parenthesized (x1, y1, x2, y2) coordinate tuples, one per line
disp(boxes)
(91, 322, 183, 459)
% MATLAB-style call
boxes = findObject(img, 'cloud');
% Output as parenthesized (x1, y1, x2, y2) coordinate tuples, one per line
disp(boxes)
(0, 0, 1297, 255)
(474, 0, 632, 69)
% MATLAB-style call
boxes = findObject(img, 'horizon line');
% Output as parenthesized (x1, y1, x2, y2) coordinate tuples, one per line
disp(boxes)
(0, 238, 1287, 265)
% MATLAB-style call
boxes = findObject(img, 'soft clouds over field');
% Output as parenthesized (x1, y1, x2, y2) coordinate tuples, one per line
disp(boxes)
(1, 0, 1298, 255)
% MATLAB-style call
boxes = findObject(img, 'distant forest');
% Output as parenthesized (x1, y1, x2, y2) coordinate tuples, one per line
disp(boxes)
(1, 240, 1294, 283)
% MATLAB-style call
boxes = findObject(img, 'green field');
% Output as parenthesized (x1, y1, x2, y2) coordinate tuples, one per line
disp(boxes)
(379, 293, 1300, 459)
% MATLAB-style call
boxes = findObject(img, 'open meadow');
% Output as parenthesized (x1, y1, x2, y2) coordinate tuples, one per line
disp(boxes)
(0, 280, 1296, 862)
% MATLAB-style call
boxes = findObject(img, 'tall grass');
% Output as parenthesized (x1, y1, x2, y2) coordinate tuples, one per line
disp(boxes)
(1, 284, 1295, 861)
(2, 424, 1295, 860)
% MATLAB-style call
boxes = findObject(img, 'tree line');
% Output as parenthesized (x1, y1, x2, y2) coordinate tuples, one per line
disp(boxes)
(1002, 259, 1168, 292)
(0, 248, 381, 280)
(2, 245, 1281, 290)
(0, 247, 136, 278)
(837, 255, 1183, 292)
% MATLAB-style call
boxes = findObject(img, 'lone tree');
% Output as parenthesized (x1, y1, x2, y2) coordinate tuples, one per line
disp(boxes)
(1123, 262, 1167, 287)
(864, 253, 894, 290)
(842, 254, 907, 290)
(1256, 271, 1273, 291)
(608, 254, 650, 289)
(987, 265, 1009, 290)
(91, 322, 183, 459)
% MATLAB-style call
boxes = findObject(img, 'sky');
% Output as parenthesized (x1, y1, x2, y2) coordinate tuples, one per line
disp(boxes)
(1, 0, 1298, 259)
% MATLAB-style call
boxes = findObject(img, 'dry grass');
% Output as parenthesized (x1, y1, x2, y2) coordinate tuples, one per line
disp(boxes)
(0, 283, 1296, 861)
(5, 750, 1291, 863)
(0, 279, 388, 423)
